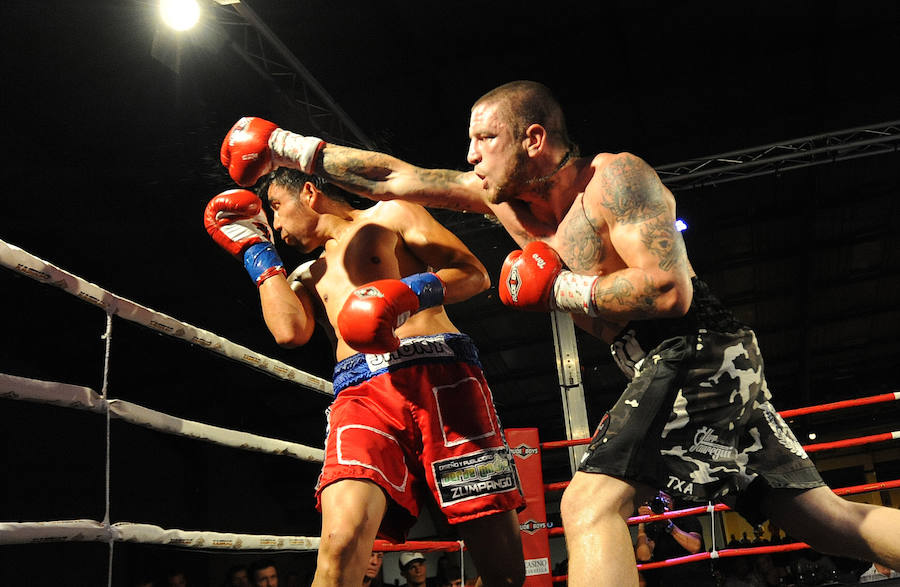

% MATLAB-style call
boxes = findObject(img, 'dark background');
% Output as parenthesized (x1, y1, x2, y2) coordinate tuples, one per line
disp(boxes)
(2, 1, 900, 585)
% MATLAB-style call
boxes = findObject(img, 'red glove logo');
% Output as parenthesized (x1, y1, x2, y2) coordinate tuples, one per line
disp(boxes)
(352, 286, 385, 299)
(505, 265, 522, 302)
(499, 242, 564, 312)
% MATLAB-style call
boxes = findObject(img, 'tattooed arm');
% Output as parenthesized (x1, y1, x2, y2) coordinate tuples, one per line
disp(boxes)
(314, 144, 494, 214)
(585, 152, 693, 321)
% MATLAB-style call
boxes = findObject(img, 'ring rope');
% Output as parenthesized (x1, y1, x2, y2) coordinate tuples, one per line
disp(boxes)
(778, 392, 900, 418)
(539, 390, 900, 451)
(547, 478, 900, 582)
(0, 238, 332, 395)
(0, 520, 320, 551)
(544, 432, 899, 495)
(804, 431, 900, 452)
(0, 373, 325, 462)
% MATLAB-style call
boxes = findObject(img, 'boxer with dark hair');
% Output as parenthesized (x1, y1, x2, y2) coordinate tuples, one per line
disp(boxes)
(204, 168, 525, 587)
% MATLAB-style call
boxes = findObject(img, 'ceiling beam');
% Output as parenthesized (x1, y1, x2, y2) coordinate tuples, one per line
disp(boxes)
(210, 0, 375, 149)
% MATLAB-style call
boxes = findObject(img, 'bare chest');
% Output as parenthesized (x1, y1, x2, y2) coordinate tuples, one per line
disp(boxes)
(499, 197, 623, 275)
(303, 222, 421, 317)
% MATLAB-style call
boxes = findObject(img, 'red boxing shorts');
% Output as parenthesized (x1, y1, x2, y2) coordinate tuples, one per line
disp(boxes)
(316, 333, 524, 543)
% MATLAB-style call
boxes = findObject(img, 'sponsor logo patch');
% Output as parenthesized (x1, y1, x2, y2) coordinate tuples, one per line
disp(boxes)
(432, 447, 517, 506)
(524, 558, 550, 577)
(509, 443, 539, 460)
(519, 519, 553, 534)
(688, 426, 737, 460)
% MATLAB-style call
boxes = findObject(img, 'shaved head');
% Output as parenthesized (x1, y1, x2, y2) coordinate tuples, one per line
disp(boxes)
(473, 80, 575, 152)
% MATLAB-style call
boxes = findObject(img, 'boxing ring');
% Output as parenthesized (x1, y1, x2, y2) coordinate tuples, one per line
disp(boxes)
(2, 237, 899, 586)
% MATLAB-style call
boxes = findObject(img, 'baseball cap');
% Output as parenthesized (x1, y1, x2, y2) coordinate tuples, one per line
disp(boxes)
(399, 552, 426, 571)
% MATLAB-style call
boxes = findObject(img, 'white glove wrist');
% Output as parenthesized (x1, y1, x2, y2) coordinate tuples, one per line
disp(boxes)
(218, 213, 273, 245)
(268, 129, 324, 174)
(551, 270, 599, 316)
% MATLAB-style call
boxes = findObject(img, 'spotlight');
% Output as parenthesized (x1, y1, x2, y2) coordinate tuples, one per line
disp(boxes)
(160, 0, 200, 31)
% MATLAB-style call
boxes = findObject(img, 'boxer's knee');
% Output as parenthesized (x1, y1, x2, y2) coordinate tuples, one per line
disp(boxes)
(561, 472, 635, 534)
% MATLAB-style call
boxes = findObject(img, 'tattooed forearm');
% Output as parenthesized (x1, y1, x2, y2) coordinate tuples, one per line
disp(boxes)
(592, 275, 658, 316)
(599, 155, 666, 224)
(640, 217, 685, 271)
(320, 146, 393, 192)
(319, 145, 475, 210)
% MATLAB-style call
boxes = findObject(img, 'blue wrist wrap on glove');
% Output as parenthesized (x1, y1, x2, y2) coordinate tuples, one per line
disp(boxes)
(243, 242, 284, 284)
(400, 272, 445, 310)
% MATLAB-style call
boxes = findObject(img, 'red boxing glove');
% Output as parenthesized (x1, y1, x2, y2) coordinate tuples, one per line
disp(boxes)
(204, 189, 285, 286)
(220, 117, 279, 187)
(204, 189, 272, 255)
(499, 241, 564, 311)
(221, 116, 325, 187)
(337, 274, 445, 353)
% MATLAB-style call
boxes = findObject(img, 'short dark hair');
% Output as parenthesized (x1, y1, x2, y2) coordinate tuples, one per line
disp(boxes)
(259, 168, 350, 204)
(248, 558, 278, 580)
(474, 80, 575, 152)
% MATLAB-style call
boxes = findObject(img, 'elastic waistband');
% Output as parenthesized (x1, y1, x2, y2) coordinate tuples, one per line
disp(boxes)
(332, 333, 481, 395)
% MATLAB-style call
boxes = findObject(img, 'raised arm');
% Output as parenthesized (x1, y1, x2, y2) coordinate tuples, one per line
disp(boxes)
(388, 200, 490, 304)
(258, 270, 316, 348)
(220, 116, 492, 214)
(318, 144, 493, 215)
(203, 189, 316, 348)
(587, 152, 692, 321)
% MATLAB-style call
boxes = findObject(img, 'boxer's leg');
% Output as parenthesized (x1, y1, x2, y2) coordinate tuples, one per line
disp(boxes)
(313, 479, 387, 587)
(560, 472, 645, 587)
(763, 485, 900, 569)
(457, 510, 525, 587)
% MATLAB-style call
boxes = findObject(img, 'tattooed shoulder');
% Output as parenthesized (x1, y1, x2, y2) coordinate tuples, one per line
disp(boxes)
(597, 153, 666, 224)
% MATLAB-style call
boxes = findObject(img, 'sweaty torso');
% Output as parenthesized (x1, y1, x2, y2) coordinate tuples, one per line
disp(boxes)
(489, 154, 656, 342)
(300, 202, 458, 360)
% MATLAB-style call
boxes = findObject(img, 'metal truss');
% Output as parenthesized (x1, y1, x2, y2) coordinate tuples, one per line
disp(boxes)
(209, 0, 375, 149)
(657, 120, 900, 192)
(210, 2, 898, 195)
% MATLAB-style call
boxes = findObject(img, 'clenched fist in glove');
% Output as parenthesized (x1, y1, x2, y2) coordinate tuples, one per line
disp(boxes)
(220, 116, 325, 187)
(337, 273, 445, 353)
(204, 189, 286, 286)
(499, 241, 599, 316)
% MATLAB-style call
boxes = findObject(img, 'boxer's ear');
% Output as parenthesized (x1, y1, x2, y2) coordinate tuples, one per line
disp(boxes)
(522, 123, 547, 157)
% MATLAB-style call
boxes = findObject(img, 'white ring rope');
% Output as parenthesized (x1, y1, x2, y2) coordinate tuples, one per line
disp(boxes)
(0, 373, 325, 463)
(1, 239, 328, 552)
(0, 239, 332, 396)
(0, 520, 320, 551)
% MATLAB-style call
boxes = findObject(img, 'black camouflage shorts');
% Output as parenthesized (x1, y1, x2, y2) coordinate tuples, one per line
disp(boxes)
(580, 327, 824, 522)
